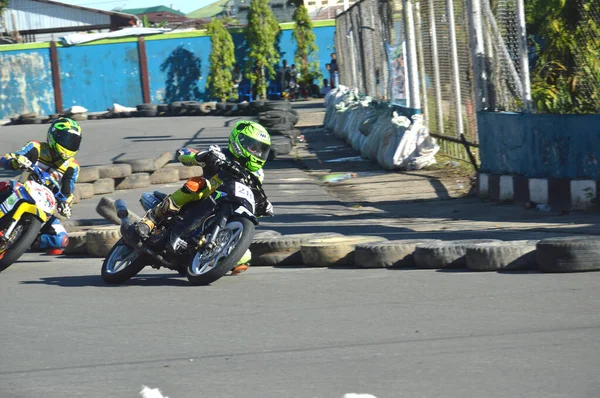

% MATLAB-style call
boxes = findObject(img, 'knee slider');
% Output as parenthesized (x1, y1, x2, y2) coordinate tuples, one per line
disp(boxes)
(182, 177, 206, 194)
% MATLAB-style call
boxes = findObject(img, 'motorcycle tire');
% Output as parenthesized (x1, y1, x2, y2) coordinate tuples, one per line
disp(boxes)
(101, 238, 147, 284)
(185, 216, 255, 286)
(0, 214, 43, 272)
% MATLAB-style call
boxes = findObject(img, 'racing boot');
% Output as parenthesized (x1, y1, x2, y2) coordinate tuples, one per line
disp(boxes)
(231, 249, 251, 275)
(135, 195, 180, 238)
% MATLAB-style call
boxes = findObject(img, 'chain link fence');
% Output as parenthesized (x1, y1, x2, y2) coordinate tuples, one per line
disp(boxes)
(335, 0, 393, 99)
(334, 0, 533, 161)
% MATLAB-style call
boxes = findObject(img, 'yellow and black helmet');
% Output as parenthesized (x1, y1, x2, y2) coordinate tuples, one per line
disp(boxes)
(47, 117, 82, 160)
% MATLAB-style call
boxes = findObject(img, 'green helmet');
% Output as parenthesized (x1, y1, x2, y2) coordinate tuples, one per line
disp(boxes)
(47, 117, 82, 160)
(228, 121, 271, 172)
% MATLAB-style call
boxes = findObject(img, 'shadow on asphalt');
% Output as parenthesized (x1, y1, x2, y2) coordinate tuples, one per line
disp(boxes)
(19, 273, 192, 287)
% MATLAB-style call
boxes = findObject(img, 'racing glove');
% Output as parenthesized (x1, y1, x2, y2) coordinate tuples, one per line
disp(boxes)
(57, 202, 71, 219)
(257, 200, 274, 217)
(201, 145, 227, 166)
(11, 155, 32, 170)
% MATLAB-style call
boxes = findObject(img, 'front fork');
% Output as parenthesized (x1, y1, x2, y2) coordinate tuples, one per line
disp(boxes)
(205, 204, 232, 250)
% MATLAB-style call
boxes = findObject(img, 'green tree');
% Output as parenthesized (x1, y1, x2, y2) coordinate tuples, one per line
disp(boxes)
(526, 0, 600, 113)
(292, 4, 321, 87)
(206, 18, 237, 101)
(246, 0, 281, 99)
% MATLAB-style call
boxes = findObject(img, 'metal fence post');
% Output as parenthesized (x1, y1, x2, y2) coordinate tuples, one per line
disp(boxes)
(467, 0, 488, 111)
(415, 2, 429, 120)
(516, 0, 531, 111)
(446, 0, 464, 138)
(403, 0, 421, 109)
(427, 0, 444, 134)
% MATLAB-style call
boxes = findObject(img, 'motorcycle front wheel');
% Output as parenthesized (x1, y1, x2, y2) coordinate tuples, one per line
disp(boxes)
(186, 216, 255, 286)
(101, 238, 147, 284)
(0, 214, 43, 272)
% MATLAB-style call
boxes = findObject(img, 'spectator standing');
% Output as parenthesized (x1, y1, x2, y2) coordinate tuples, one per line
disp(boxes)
(232, 64, 242, 89)
(329, 53, 338, 88)
(277, 60, 290, 93)
(320, 79, 332, 97)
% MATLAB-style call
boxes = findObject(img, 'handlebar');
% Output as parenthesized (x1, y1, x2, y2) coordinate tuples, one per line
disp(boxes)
(25, 164, 67, 202)
(219, 158, 268, 202)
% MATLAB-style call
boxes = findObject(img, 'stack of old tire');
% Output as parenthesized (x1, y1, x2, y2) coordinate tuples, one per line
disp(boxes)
(257, 100, 300, 159)
(128, 102, 259, 118)
(247, 234, 600, 273)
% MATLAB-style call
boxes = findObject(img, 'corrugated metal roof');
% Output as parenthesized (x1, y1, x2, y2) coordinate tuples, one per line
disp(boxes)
(2, 0, 138, 32)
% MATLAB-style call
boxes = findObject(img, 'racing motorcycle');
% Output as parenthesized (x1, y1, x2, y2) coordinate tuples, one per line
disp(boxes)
(0, 164, 66, 271)
(101, 157, 268, 286)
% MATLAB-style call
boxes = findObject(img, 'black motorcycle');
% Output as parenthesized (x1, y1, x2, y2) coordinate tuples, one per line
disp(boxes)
(101, 157, 268, 285)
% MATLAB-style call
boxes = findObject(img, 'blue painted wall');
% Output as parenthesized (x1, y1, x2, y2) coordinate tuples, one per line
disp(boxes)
(0, 25, 335, 119)
(58, 42, 142, 111)
(146, 37, 211, 103)
(145, 25, 336, 103)
(479, 112, 600, 180)
(0, 48, 55, 118)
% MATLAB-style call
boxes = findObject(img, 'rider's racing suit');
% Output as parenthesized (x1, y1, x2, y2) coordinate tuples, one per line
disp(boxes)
(1, 141, 80, 253)
(136, 146, 273, 267)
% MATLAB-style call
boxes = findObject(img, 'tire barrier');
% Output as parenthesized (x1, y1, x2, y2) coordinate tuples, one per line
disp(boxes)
(536, 236, 600, 273)
(300, 235, 388, 267)
(7, 101, 268, 126)
(466, 240, 539, 271)
(413, 240, 501, 269)
(56, 221, 600, 275)
(85, 226, 122, 258)
(354, 239, 441, 268)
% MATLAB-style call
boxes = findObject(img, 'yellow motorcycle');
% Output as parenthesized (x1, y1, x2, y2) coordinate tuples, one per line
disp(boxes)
(0, 164, 65, 272)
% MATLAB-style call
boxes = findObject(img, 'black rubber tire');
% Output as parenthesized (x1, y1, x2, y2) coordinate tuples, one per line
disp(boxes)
(169, 101, 184, 111)
(268, 136, 293, 159)
(157, 104, 169, 114)
(101, 239, 147, 284)
(355, 239, 442, 268)
(0, 214, 43, 272)
(414, 239, 501, 269)
(265, 100, 291, 109)
(267, 123, 295, 134)
(250, 232, 342, 266)
(466, 240, 539, 271)
(259, 112, 286, 126)
(185, 216, 255, 285)
(536, 236, 600, 273)
(136, 103, 157, 111)
(21, 118, 43, 124)
(216, 102, 227, 111)
(139, 109, 158, 117)
(283, 111, 299, 125)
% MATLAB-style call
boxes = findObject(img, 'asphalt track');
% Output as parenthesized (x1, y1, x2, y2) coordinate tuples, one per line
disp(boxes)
(1, 116, 600, 397)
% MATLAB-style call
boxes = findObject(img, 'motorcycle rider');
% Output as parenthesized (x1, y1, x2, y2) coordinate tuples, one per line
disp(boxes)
(135, 120, 274, 274)
(1, 117, 82, 255)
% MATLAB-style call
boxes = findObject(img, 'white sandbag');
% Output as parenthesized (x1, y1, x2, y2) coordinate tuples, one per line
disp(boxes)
(65, 105, 88, 114)
(380, 113, 440, 170)
(362, 111, 391, 161)
(347, 107, 373, 151)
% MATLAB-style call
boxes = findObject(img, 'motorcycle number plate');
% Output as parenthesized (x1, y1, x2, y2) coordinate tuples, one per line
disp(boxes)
(234, 182, 255, 212)
(25, 180, 55, 215)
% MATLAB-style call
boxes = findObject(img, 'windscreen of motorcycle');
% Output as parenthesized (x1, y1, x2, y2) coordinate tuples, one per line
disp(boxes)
(24, 180, 56, 215)
(234, 182, 255, 213)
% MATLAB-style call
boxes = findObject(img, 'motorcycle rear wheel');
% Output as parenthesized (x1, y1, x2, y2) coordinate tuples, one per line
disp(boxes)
(101, 238, 147, 284)
(0, 214, 43, 272)
(186, 216, 255, 286)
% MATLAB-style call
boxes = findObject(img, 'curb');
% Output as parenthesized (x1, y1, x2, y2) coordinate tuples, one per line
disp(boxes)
(478, 173, 598, 210)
